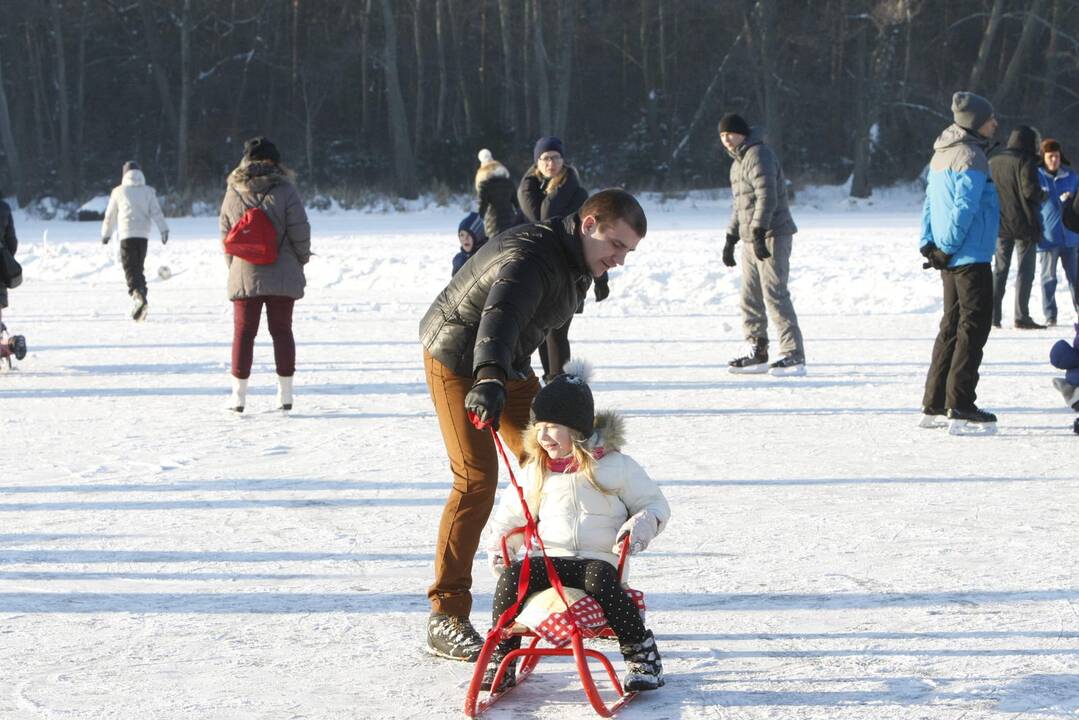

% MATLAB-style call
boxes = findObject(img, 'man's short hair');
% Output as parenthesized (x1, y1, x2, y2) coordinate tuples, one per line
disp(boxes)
(579, 189, 647, 238)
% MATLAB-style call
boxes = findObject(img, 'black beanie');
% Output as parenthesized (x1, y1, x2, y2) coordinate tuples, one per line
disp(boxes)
(122, 160, 140, 174)
(718, 113, 751, 137)
(244, 136, 281, 164)
(530, 362, 594, 438)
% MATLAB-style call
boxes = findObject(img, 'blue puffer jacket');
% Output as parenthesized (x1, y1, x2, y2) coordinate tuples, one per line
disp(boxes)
(920, 124, 1000, 267)
(1038, 166, 1079, 251)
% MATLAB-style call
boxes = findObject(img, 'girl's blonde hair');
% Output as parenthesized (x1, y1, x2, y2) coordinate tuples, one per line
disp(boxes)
(522, 423, 613, 512)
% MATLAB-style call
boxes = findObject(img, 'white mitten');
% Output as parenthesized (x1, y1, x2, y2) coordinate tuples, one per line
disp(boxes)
(487, 546, 515, 579)
(1061, 192, 1074, 204)
(612, 509, 659, 555)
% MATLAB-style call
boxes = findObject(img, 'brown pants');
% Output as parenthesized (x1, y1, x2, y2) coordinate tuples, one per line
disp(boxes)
(423, 350, 539, 617)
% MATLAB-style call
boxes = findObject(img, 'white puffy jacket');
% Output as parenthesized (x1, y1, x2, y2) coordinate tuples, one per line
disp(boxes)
(101, 170, 169, 241)
(487, 412, 671, 569)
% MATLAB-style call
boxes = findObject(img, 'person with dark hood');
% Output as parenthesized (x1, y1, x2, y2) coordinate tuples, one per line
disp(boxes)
(0, 199, 26, 368)
(989, 125, 1046, 329)
(518, 136, 605, 381)
(452, 211, 487, 276)
(718, 113, 806, 376)
(918, 92, 1000, 432)
(419, 188, 648, 663)
(219, 136, 311, 414)
(474, 149, 520, 240)
(101, 160, 169, 321)
(1037, 138, 1079, 327)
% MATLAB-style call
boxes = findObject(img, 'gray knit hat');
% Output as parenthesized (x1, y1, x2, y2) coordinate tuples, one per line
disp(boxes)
(952, 92, 994, 132)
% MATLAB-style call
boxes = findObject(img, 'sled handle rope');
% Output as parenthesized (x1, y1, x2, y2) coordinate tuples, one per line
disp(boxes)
(488, 426, 579, 637)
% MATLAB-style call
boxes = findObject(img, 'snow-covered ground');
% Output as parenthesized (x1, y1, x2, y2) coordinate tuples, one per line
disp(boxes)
(2, 186, 1078, 719)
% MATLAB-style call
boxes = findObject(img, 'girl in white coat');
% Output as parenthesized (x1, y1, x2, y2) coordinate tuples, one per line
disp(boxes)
(484, 362, 671, 693)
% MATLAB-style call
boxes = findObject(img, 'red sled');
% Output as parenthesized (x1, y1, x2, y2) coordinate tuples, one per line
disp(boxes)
(463, 529, 644, 718)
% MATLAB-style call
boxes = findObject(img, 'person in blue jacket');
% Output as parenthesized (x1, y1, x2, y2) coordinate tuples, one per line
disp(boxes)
(918, 92, 1001, 429)
(451, 211, 487, 277)
(1037, 138, 1079, 327)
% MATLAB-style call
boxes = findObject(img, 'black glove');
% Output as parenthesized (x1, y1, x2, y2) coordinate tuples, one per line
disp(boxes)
(465, 378, 506, 431)
(751, 227, 771, 260)
(593, 273, 610, 302)
(101, 236, 110, 245)
(722, 233, 739, 267)
(920, 242, 952, 270)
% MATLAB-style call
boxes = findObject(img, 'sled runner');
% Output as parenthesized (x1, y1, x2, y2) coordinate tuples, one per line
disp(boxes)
(463, 427, 646, 718)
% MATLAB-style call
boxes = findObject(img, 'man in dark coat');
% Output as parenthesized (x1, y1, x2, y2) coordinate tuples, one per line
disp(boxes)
(419, 188, 648, 662)
(0, 199, 26, 366)
(989, 125, 1046, 329)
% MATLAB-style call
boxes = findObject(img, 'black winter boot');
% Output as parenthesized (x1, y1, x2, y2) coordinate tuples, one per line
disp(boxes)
(728, 338, 769, 374)
(620, 629, 664, 692)
(479, 639, 519, 693)
(426, 613, 484, 662)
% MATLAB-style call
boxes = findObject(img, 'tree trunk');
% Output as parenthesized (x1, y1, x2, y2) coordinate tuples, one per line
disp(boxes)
(1037, 0, 1061, 124)
(75, 0, 87, 195)
(754, 0, 782, 159)
(360, 0, 372, 136)
(994, 0, 1047, 110)
(447, 0, 473, 139)
(967, 0, 1004, 93)
(139, 0, 178, 138)
(850, 23, 871, 199)
(496, 0, 516, 137)
(412, 0, 426, 152)
(553, 0, 574, 137)
(177, 0, 192, 195)
(531, 0, 552, 134)
(49, 0, 74, 199)
(378, 0, 418, 198)
(434, 0, 448, 136)
(0, 46, 23, 203)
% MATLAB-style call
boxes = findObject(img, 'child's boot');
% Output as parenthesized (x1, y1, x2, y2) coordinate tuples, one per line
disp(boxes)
(479, 638, 519, 693)
(228, 376, 248, 413)
(620, 629, 664, 692)
(276, 375, 293, 411)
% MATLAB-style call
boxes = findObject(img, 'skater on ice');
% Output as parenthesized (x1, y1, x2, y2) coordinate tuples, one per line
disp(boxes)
(1036, 138, 1079, 327)
(0, 199, 25, 368)
(518, 135, 604, 382)
(100, 160, 169, 322)
(718, 112, 807, 376)
(481, 362, 671, 693)
(919, 91, 1000, 432)
(451, 211, 486, 277)
(419, 188, 648, 661)
(219, 136, 311, 413)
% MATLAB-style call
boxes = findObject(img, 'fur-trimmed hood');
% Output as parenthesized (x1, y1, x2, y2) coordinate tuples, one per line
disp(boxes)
(522, 410, 625, 463)
(227, 159, 296, 194)
(474, 161, 511, 192)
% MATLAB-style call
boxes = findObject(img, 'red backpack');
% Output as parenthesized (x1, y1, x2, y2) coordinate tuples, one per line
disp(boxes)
(223, 189, 280, 265)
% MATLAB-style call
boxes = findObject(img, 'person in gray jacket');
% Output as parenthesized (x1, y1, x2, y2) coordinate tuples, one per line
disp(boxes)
(718, 113, 805, 376)
(219, 137, 311, 413)
(101, 161, 169, 321)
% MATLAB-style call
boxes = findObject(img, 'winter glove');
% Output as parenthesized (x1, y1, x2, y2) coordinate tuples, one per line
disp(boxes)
(101, 236, 110, 245)
(1061, 192, 1074, 204)
(161, 230, 169, 245)
(722, 233, 739, 267)
(920, 242, 952, 270)
(593, 273, 610, 302)
(487, 546, 515, 579)
(465, 378, 506, 431)
(612, 509, 660, 556)
(751, 227, 771, 260)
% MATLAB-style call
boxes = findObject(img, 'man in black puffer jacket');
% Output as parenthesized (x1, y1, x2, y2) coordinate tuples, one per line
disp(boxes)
(989, 125, 1046, 329)
(419, 189, 648, 662)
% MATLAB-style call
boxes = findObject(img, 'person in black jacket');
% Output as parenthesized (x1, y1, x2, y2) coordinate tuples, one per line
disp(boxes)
(474, 149, 520, 240)
(989, 125, 1046, 329)
(0, 200, 26, 366)
(518, 136, 607, 381)
(419, 188, 648, 662)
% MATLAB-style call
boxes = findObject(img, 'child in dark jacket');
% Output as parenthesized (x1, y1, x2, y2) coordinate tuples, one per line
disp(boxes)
(451, 211, 487, 277)
(1050, 324, 1079, 416)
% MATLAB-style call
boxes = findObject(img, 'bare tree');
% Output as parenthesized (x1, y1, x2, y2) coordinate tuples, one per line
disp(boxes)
(994, 0, 1049, 110)
(0, 46, 22, 202)
(378, 0, 418, 198)
(968, 0, 1005, 93)
(531, 0, 552, 134)
(49, 0, 74, 199)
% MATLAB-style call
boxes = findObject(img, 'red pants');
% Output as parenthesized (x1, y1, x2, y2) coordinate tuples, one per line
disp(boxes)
(231, 296, 296, 379)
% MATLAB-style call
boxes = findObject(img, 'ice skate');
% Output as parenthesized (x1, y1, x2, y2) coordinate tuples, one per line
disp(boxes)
(130, 289, 148, 322)
(768, 353, 806, 377)
(918, 406, 948, 429)
(227, 376, 248, 413)
(276, 375, 293, 411)
(1052, 378, 1079, 410)
(728, 338, 769, 375)
(947, 407, 997, 435)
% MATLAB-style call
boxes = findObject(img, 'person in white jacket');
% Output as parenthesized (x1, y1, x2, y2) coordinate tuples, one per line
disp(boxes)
(101, 161, 169, 321)
(482, 361, 671, 694)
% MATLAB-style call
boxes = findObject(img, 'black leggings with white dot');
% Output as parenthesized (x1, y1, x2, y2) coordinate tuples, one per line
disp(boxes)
(491, 556, 646, 646)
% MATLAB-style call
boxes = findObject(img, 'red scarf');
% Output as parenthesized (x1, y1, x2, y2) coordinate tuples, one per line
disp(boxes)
(545, 446, 605, 473)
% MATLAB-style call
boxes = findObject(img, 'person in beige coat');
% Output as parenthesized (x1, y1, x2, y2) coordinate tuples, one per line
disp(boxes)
(101, 161, 169, 321)
(219, 137, 311, 412)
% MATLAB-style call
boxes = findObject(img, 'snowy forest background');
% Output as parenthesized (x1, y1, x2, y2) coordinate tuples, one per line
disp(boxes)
(0, 0, 1077, 211)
